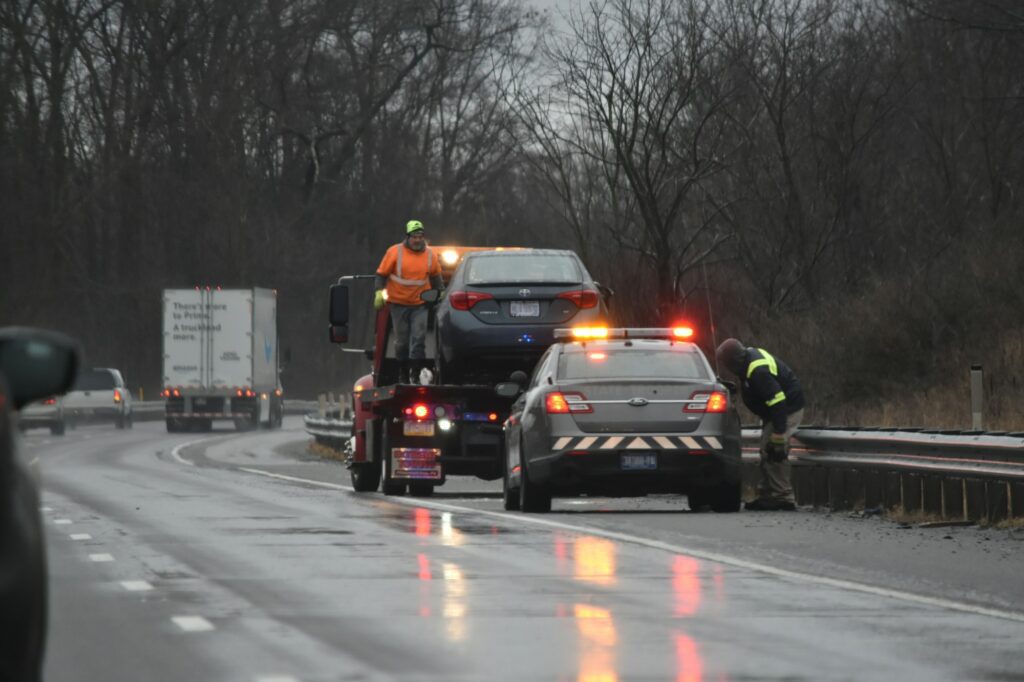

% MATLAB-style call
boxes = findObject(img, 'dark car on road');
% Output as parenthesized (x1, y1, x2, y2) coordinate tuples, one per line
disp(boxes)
(0, 327, 79, 681)
(432, 249, 610, 384)
(498, 327, 742, 513)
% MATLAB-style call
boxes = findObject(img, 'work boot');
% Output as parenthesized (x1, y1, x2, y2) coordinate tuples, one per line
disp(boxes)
(744, 498, 796, 511)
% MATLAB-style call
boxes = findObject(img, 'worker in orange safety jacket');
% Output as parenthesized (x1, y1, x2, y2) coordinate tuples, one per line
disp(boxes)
(374, 219, 443, 384)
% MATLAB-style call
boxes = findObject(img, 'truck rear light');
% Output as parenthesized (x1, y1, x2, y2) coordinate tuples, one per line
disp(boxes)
(546, 392, 592, 414)
(556, 289, 599, 309)
(43, 397, 56, 405)
(172, 388, 181, 398)
(449, 290, 494, 310)
(412, 403, 429, 419)
(113, 389, 122, 403)
(684, 391, 728, 413)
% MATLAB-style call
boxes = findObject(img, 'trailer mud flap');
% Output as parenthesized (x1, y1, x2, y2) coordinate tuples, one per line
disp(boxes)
(391, 448, 442, 480)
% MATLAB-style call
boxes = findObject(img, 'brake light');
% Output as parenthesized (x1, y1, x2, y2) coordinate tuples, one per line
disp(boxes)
(556, 289, 599, 309)
(684, 391, 728, 413)
(113, 389, 122, 403)
(404, 403, 430, 420)
(172, 388, 181, 398)
(43, 397, 56, 405)
(449, 290, 494, 311)
(546, 392, 592, 414)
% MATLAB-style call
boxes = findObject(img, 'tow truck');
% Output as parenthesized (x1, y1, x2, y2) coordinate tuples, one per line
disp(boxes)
(328, 246, 519, 496)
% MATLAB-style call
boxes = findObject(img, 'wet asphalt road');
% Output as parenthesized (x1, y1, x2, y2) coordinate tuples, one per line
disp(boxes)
(24, 418, 1024, 681)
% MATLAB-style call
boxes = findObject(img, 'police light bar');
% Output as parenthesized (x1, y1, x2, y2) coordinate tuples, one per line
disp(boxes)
(554, 327, 696, 341)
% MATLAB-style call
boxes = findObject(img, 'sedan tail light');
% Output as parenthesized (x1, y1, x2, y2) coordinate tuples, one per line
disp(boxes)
(545, 391, 593, 414)
(684, 391, 728, 413)
(113, 389, 122, 403)
(556, 289, 599, 309)
(449, 290, 495, 311)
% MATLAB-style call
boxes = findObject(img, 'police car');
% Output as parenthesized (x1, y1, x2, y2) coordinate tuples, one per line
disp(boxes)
(497, 327, 742, 513)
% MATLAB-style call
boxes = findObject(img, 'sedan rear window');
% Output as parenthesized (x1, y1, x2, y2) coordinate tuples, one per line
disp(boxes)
(465, 254, 582, 285)
(72, 370, 116, 390)
(558, 349, 710, 380)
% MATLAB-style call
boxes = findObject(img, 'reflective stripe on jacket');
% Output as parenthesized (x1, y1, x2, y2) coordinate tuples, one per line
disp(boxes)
(740, 348, 805, 434)
(376, 243, 441, 306)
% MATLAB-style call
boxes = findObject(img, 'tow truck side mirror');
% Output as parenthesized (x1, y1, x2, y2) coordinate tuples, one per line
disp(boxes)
(329, 284, 349, 326)
(329, 325, 349, 344)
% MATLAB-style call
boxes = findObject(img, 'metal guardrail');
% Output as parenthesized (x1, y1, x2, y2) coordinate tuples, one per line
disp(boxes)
(303, 413, 353, 451)
(132, 399, 319, 421)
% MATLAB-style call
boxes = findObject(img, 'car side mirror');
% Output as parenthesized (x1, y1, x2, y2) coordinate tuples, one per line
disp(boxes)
(495, 382, 522, 398)
(420, 289, 440, 304)
(595, 282, 614, 300)
(509, 370, 528, 387)
(329, 283, 349, 326)
(0, 328, 80, 410)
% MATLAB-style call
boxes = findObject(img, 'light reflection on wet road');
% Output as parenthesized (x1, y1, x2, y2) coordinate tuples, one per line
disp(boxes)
(31, 422, 1024, 681)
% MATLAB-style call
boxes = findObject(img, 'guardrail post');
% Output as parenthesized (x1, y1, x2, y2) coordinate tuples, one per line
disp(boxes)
(318, 393, 326, 418)
(970, 365, 983, 430)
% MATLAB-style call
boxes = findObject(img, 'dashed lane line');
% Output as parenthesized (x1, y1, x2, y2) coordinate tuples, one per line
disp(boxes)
(69, 533, 92, 541)
(89, 553, 115, 563)
(256, 676, 300, 682)
(237, 465, 1024, 625)
(40, 506, 53, 512)
(120, 581, 154, 592)
(54, 518, 73, 525)
(172, 616, 215, 632)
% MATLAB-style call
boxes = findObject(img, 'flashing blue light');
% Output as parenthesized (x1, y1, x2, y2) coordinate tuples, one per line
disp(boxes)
(518, 334, 535, 344)
(463, 412, 491, 422)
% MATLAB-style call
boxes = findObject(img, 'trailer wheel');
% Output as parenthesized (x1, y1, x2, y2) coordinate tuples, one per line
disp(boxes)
(408, 482, 434, 497)
(379, 427, 406, 496)
(166, 418, 180, 433)
(350, 462, 381, 492)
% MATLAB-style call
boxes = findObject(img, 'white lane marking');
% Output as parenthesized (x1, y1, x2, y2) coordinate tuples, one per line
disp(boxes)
(577, 436, 598, 449)
(600, 436, 623, 449)
(40, 507, 53, 512)
(681, 436, 700, 449)
(256, 676, 300, 682)
(54, 519, 72, 525)
(238, 466, 1024, 624)
(553, 437, 572, 450)
(654, 436, 674, 449)
(69, 534, 92, 541)
(170, 435, 225, 467)
(172, 616, 215, 632)
(89, 553, 115, 562)
(29, 456, 39, 466)
(120, 581, 154, 592)
(626, 437, 648, 449)
(705, 436, 722, 449)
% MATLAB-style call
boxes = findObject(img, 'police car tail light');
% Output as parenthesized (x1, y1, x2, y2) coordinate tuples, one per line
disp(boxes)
(449, 290, 494, 311)
(546, 392, 592, 414)
(556, 289, 599, 309)
(685, 391, 728, 413)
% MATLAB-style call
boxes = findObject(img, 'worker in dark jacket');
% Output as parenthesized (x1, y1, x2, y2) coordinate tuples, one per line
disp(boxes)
(716, 338, 806, 511)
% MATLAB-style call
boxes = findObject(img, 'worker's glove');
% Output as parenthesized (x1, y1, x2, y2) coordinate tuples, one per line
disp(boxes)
(766, 433, 787, 463)
(373, 290, 386, 311)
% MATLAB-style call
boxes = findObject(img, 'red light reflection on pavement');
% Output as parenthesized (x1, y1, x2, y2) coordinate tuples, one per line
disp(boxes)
(675, 633, 704, 682)
(672, 556, 702, 617)
(417, 553, 432, 581)
(414, 508, 431, 537)
(575, 604, 618, 682)
(574, 536, 617, 586)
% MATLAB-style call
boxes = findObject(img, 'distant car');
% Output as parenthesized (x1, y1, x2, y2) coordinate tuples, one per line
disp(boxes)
(0, 326, 79, 680)
(432, 249, 611, 384)
(19, 395, 66, 436)
(64, 367, 133, 429)
(499, 327, 742, 513)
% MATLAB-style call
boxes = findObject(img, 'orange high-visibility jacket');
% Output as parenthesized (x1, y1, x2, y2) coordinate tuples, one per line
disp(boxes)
(376, 242, 442, 306)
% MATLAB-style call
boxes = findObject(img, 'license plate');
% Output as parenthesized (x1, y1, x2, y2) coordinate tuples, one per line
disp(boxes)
(510, 300, 540, 317)
(391, 448, 442, 480)
(621, 453, 657, 470)
(404, 421, 435, 437)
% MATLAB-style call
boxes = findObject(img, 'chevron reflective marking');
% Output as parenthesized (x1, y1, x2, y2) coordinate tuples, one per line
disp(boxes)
(626, 437, 649, 449)
(653, 436, 675, 449)
(577, 436, 598, 449)
(601, 436, 624, 450)
(553, 437, 573, 450)
(552, 434, 724, 451)
(705, 436, 722, 450)
(681, 437, 701, 449)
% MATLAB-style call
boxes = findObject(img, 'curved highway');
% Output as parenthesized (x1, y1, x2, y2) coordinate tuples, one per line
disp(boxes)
(25, 418, 1024, 681)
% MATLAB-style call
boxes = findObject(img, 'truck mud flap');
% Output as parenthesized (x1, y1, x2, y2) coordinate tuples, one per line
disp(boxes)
(390, 447, 443, 480)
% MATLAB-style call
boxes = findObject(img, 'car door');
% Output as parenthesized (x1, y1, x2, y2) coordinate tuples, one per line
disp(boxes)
(519, 347, 561, 467)
(506, 346, 557, 484)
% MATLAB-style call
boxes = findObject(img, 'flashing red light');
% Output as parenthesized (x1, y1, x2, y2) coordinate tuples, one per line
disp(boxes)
(556, 289, 599, 309)
(673, 326, 695, 339)
(448, 290, 494, 311)
(113, 389, 122, 403)
(412, 403, 429, 419)
(685, 391, 728, 413)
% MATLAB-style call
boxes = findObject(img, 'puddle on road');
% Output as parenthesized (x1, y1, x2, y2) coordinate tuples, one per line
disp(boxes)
(378, 507, 520, 541)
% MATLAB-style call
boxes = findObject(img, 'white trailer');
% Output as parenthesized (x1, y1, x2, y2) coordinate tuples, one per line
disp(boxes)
(162, 288, 282, 432)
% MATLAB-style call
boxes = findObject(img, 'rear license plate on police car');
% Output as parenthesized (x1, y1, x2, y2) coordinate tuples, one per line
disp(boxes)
(404, 421, 435, 437)
(621, 453, 657, 470)
(510, 301, 540, 317)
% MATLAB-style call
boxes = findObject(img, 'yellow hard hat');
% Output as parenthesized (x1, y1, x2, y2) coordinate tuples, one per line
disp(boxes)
(406, 219, 424, 234)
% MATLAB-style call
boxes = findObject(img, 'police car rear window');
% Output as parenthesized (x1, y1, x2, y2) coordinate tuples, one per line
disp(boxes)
(558, 349, 710, 380)
(465, 254, 581, 285)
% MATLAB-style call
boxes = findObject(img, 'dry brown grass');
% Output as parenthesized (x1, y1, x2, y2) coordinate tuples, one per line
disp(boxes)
(308, 441, 346, 461)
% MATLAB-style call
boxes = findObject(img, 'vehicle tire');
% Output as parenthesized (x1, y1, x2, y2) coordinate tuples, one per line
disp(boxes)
(165, 418, 178, 433)
(51, 421, 66, 436)
(116, 413, 126, 430)
(709, 479, 741, 513)
(379, 426, 406, 496)
(687, 487, 710, 512)
(125, 412, 133, 429)
(502, 455, 520, 511)
(350, 462, 381, 492)
(408, 482, 434, 497)
(519, 458, 551, 513)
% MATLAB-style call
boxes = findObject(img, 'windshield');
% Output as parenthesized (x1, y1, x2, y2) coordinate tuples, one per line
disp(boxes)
(464, 254, 582, 285)
(72, 369, 116, 390)
(558, 348, 710, 380)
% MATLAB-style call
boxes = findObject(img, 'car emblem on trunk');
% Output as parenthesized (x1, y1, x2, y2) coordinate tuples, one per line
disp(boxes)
(628, 397, 649, 407)
(519, 289, 531, 297)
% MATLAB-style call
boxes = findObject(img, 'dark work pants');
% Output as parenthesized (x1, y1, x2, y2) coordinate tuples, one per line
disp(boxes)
(389, 304, 428, 360)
